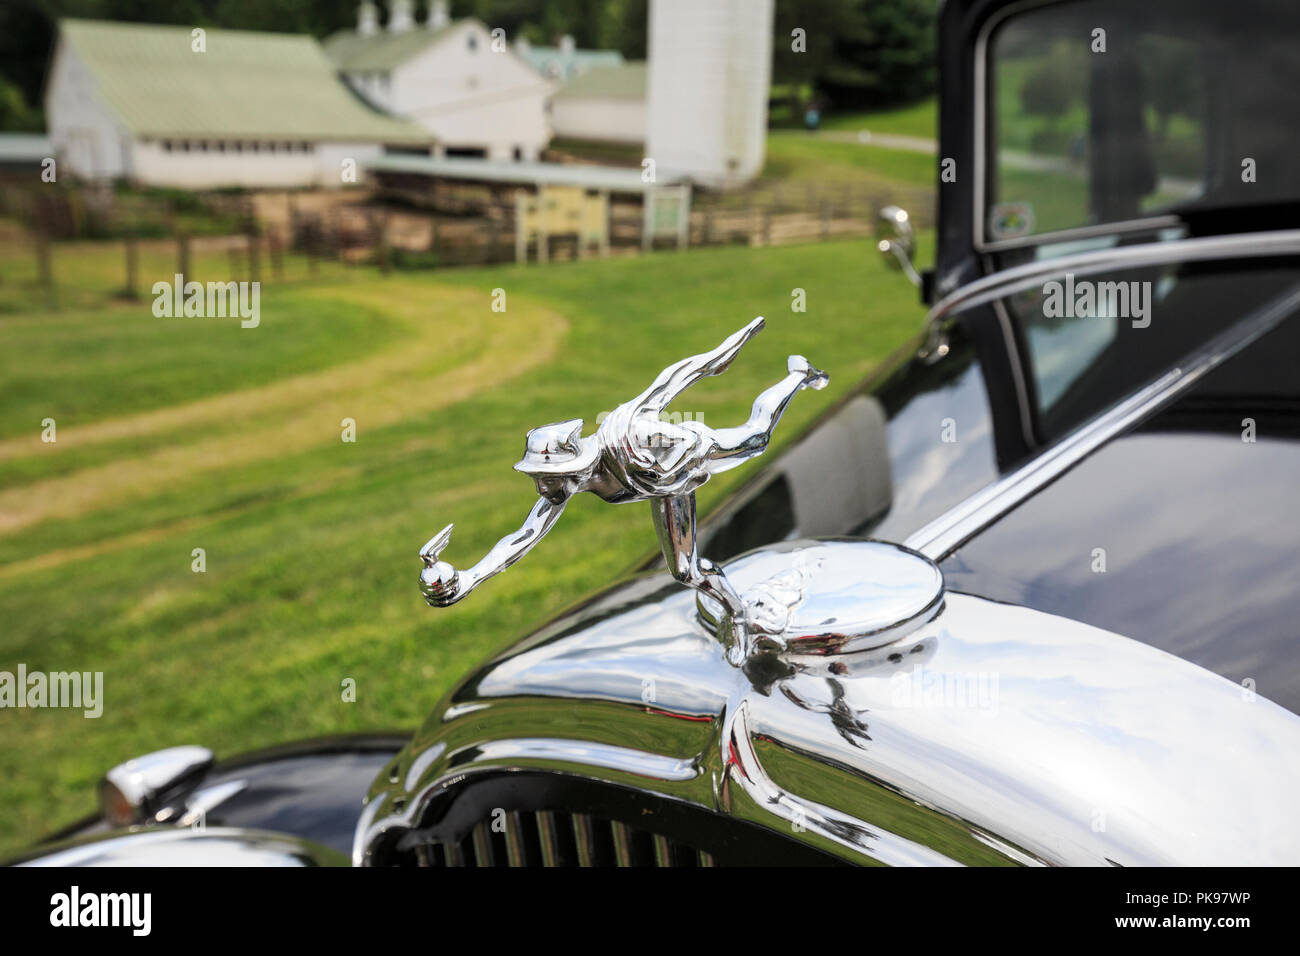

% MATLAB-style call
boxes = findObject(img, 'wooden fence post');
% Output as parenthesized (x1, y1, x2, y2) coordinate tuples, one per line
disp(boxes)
(177, 230, 190, 281)
(248, 232, 261, 284)
(270, 232, 283, 282)
(124, 236, 139, 299)
(375, 213, 391, 275)
(487, 214, 500, 264)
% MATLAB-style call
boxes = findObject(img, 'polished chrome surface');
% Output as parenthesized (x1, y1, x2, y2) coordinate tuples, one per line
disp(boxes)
(175, 779, 249, 828)
(419, 317, 828, 663)
(100, 745, 214, 826)
(919, 229, 1300, 359)
(697, 540, 944, 656)
(357, 574, 1300, 866)
(16, 826, 347, 867)
(876, 204, 921, 287)
(907, 280, 1300, 560)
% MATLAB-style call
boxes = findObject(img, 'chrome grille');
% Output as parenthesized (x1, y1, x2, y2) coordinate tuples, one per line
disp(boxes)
(401, 810, 715, 867)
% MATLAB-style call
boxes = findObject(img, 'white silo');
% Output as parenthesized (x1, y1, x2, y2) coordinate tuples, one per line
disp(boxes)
(646, 0, 775, 189)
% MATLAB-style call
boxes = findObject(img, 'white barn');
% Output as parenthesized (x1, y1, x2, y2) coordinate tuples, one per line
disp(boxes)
(44, 19, 431, 188)
(325, 1, 552, 161)
(646, 0, 774, 188)
(551, 63, 647, 145)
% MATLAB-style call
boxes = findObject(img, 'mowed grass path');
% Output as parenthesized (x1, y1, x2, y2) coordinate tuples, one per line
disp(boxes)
(0, 235, 928, 856)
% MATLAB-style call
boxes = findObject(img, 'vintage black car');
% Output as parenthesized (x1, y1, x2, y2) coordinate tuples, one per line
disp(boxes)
(14, 0, 1300, 867)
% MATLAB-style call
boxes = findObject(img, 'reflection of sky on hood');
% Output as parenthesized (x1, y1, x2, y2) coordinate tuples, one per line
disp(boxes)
(872, 361, 999, 542)
(942, 432, 1300, 714)
(477, 590, 732, 715)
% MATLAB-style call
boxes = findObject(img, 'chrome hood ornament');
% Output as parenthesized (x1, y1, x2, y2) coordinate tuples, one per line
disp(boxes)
(419, 317, 831, 660)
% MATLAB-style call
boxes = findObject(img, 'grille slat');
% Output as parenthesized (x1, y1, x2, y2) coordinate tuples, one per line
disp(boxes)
(471, 822, 494, 867)
(572, 812, 596, 867)
(536, 810, 561, 866)
(405, 808, 706, 867)
(445, 838, 466, 866)
(504, 810, 527, 866)
(610, 820, 634, 867)
(652, 834, 674, 867)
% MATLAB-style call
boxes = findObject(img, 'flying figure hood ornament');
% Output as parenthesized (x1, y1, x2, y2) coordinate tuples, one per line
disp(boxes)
(419, 317, 829, 662)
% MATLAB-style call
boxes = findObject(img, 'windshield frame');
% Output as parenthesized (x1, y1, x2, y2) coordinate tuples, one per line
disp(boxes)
(972, 0, 1191, 254)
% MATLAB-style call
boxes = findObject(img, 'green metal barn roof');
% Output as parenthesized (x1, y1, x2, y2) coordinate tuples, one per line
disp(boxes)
(58, 19, 431, 144)
(322, 23, 457, 72)
(554, 62, 647, 101)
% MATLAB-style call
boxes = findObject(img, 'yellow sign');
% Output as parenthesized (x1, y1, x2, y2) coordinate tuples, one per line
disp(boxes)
(516, 186, 609, 262)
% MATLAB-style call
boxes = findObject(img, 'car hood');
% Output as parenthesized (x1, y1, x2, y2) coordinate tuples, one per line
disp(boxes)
(356, 553, 1300, 866)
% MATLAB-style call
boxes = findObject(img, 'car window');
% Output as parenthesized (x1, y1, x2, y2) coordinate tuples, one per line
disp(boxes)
(983, 0, 1300, 247)
(998, 263, 1300, 442)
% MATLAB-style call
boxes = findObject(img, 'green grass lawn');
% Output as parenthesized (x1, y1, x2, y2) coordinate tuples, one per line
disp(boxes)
(817, 98, 937, 139)
(763, 134, 935, 189)
(0, 231, 931, 857)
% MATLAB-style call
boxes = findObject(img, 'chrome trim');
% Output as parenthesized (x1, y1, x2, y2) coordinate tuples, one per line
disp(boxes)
(101, 745, 214, 825)
(536, 810, 561, 865)
(418, 317, 828, 665)
(176, 779, 248, 828)
(919, 229, 1300, 359)
(697, 540, 945, 656)
(357, 576, 1300, 865)
(611, 821, 633, 866)
(15, 826, 347, 867)
(573, 813, 596, 866)
(720, 700, 962, 866)
(981, 216, 1184, 255)
(990, 296, 1038, 448)
(907, 280, 1300, 559)
(876, 205, 922, 286)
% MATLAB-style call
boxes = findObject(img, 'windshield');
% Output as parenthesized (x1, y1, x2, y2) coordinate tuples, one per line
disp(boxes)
(983, 0, 1300, 247)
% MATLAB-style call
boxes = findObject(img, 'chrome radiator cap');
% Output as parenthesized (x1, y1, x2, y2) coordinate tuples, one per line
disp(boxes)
(696, 539, 944, 657)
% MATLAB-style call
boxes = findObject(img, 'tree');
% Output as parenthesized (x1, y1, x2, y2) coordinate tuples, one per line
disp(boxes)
(772, 0, 862, 115)
(815, 0, 939, 111)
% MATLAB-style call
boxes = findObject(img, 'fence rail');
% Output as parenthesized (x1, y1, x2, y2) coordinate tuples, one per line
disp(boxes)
(0, 179, 935, 301)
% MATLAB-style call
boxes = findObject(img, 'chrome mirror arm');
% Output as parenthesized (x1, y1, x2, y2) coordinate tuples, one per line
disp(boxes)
(876, 205, 921, 288)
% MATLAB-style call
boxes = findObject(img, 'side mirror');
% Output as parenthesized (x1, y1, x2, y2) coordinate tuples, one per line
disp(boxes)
(876, 205, 921, 287)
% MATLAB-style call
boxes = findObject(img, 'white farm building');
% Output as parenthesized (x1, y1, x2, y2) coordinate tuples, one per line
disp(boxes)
(551, 63, 647, 146)
(44, 19, 432, 188)
(324, 1, 553, 162)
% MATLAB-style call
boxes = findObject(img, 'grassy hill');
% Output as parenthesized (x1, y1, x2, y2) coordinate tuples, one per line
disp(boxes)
(0, 232, 930, 856)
